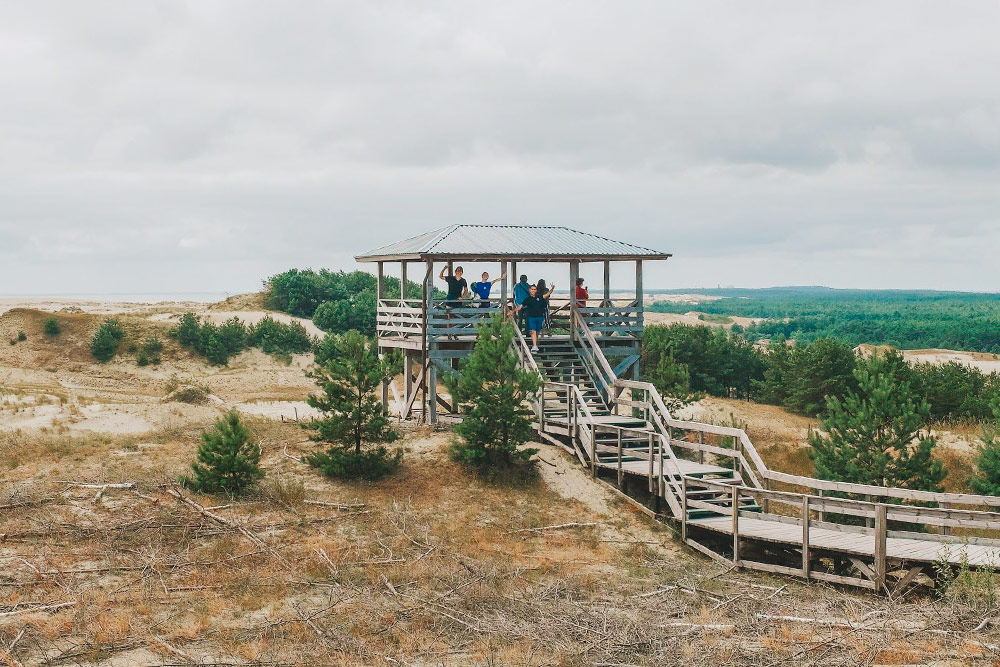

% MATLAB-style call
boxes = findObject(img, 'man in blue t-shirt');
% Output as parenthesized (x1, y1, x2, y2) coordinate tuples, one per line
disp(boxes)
(512, 274, 532, 334)
(469, 271, 506, 309)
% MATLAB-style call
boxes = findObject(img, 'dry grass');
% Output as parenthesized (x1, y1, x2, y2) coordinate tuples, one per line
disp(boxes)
(3, 422, 1000, 666)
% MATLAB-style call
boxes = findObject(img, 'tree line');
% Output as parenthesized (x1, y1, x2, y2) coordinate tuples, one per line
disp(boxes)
(647, 287, 1000, 353)
(642, 323, 1000, 423)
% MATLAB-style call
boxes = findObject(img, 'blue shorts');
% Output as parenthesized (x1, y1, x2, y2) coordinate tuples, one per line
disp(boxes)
(527, 316, 544, 332)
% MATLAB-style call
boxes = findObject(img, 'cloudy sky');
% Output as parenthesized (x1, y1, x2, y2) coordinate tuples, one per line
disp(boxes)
(2, 1, 999, 295)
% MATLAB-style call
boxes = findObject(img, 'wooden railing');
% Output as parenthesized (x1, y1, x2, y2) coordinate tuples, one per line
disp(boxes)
(376, 299, 424, 341)
(426, 303, 504, 340)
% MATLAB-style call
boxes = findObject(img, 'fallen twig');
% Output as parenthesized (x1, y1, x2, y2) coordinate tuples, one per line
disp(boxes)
(0, 601, 76, 618)
(513, 521, 598, 534)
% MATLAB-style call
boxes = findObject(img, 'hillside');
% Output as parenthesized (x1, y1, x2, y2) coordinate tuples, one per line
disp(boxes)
(1, 297, 998, 665)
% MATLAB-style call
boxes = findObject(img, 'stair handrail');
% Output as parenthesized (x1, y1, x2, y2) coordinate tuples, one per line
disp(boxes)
(546, 380, 599, 470)
(510, 321, 544, 423)
(574, 315, 617, 406)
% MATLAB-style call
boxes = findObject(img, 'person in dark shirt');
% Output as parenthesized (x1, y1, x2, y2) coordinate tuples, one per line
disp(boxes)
(515, 282, 554, 352)
(536, 278, 552, 331)
(439, 265, 468, 308)
(438, 265, 468, 338)
(470, 271, 505, 309)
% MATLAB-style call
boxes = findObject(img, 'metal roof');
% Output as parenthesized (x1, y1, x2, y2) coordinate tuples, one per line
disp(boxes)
(355, 225, 671, 262)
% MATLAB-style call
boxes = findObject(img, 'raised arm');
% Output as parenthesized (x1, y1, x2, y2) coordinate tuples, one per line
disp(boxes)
(438, 266, 448, 280)
(544, 284, 556, 299)
(491, 273, 506, 285)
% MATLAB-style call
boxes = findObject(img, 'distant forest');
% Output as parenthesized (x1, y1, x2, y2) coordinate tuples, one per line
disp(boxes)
(647, 287, 1000, 353)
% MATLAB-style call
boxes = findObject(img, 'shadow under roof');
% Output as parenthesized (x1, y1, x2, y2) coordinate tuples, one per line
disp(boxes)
(356, 225, 670, 262)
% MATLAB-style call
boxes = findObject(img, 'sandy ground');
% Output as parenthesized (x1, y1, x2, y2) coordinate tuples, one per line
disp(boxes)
(644, 310, 762, 329)
(0, 298, 320, 438)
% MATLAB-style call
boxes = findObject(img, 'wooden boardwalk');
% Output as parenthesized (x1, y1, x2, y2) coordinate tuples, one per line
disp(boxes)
(521, 316, 1000, 594)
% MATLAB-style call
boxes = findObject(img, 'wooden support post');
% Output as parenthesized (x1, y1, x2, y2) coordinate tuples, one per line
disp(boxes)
(377, 262, 388, 410)
(400, 261, 408, 300)
(603, 260, 611, 307)
(617, 428, 624, 487)
(698, 431, 705, 464)
(422, 261, 433, 423)
(731, 484, 740, 564)
(865, 495, 874, 528)
(941, 502, 951, 536)
(404, 354, 413, 408)
(590, 425, 596, 479)
(569, 260, 579, 343)
(648, 433, 655, 494)
(874, 504, 887, 592)
(510, 261, 517, 310)
(634, 260, 643, 380)
(817, 488, 825, 522)
(659, 432, 665, 499)
(802, 496, 810, 578)
(762, 477, 770, 514)
(428, 363, 437, 424)
(681, 476, 688, 541)
(500, 260, 508, 316)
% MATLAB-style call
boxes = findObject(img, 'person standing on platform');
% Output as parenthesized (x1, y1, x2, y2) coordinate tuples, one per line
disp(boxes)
(575, 277, 589, 309)
(513, 274, 532, 334)
(470, 271, 505, 309)
(516, 283, 554, 353)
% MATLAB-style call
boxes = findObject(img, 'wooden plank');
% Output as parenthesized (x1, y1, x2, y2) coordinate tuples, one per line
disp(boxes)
(802, 496, 810, 578)
(685, 538, 730, 565)
(732, 485, 740, 564)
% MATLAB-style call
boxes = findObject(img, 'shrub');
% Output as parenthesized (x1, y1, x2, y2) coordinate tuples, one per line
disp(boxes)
(304, 331, 402, 481)
(306, 446, 402, 482)
(141, 336, 163, 365)
(971, 402, 1000, 497)
(445, 315, 541, 482)
(260, 475, 307, 506)
(16, 331, 26, 342)
(314, 334, 338, 365)
(249, 316, 312, 355)
(90, 319, 125, 362)
(169, 384, 211, 405)
(179, 411, 263, 495)
(43, 317, 60, 336)
(172, 313, 202, 348)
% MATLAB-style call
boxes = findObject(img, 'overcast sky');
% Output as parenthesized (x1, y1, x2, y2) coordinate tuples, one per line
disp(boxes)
(2, 1, 999, 295)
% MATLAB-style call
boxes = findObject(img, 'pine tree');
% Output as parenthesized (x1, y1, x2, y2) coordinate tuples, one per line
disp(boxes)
(809, 352, 945, 492)
(445, 315, 541, 478)
(304, 331, 402, 480)
(970, 402, 1000, 496)
(180, 411, 263, 495)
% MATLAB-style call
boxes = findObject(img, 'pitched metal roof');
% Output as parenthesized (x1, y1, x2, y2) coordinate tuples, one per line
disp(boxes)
(355, 225, 670, 262)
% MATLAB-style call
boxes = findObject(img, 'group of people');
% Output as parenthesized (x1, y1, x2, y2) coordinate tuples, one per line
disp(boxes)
(439, 266, 589, 353)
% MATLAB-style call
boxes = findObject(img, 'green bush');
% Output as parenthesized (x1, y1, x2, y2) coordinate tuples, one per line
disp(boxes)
(16, 331, 26, 342)
(43, 318, 60, 336)
(137, 336, 163, 366)
(306, 445, 402, 482)
(90, 319, 125, 362)
(314, 335, 338, 365)
(179, 411, 263, 496)
(249, 316, 312, 355)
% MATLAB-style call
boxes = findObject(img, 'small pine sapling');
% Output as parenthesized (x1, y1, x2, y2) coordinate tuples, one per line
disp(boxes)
(180, 410, 263, 495)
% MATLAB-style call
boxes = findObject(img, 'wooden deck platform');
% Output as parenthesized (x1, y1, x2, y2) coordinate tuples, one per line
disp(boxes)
(691, 514, 1000, 567)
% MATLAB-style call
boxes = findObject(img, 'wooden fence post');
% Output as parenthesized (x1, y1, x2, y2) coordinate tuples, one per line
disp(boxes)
(802, 495, 810, 578)
(941, 501, 951, 536)
(874, 504, 887, 592)
(681, 477, 689, 542)
(698, 431, 705, 464)
(731, 485, 740, 565)
(617, 428, 624, 488)
(648, 433, 655, 494)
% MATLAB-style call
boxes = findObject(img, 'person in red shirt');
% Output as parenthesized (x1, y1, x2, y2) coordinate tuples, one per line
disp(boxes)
(575, 277, 589, 309)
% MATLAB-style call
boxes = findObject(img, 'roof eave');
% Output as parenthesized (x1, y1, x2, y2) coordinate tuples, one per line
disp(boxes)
(355, 252, 672, 263)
